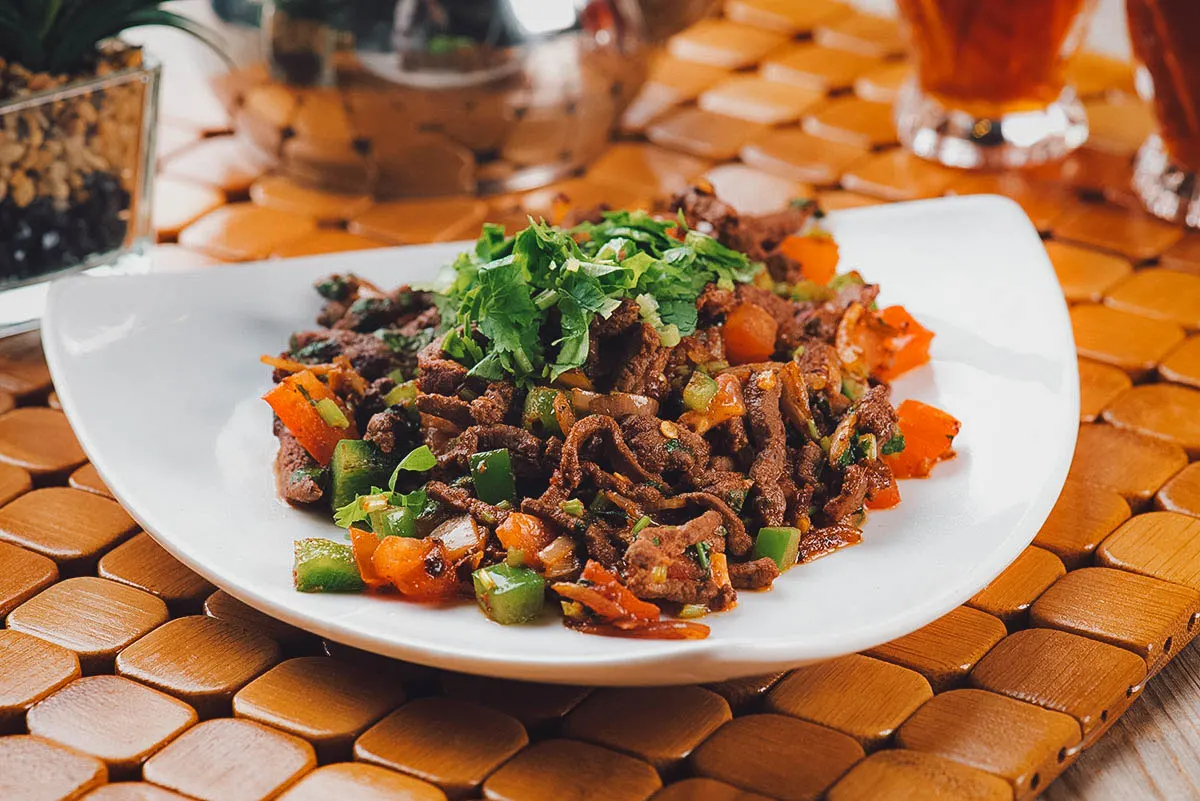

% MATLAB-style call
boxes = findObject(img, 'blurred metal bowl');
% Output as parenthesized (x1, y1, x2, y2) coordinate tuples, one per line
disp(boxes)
(213, 0, 650, 198)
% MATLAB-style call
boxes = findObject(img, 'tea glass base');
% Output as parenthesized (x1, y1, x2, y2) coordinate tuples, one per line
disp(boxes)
(1133, 134, 1200, 228)
(894, 79, 1089, 170)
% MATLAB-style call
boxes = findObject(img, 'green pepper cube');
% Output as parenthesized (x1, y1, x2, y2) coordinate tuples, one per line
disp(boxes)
(294, 538, 365, 593)
(330, 439, 397, 510)
(753, 526, 804, 571)
(468, 449, 515, 504)
(368, 506, 418, 538)
(683, 371, 719, 412)
(522, 388, 572, 437)
(472, 563, 545, 624)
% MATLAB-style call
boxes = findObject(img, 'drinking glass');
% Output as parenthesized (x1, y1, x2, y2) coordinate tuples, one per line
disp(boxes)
(893, 0, 1097, 169)
(1129, 0, 1200, 227)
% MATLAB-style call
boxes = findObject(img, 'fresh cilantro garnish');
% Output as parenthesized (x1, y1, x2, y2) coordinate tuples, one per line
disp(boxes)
(881, 432, 906, 455)
(388, 445, 437, 491)
(438, 211, 763, 385)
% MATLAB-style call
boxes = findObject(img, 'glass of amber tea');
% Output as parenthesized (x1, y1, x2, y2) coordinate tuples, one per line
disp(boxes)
(893, 0, 1097, 169)
(1129, 1, 1200, 227)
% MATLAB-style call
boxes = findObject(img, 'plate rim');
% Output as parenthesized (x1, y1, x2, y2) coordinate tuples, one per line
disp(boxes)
(43, 194, 1079, 684)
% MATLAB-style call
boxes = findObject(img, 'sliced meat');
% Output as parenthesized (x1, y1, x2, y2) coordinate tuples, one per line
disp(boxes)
(417, 338, 469, 395)
(856, 385, 898, 443)
(440, 424, 546, 478)
(730, 557, 781, 590)
(286, 329, 397, 381)
(736, 284, 805, 351)
(426, 480, 509, 527)
(592, 298, 641, 337)
(620, 415, 711, 477)
(612, 324, 672, 401)
(745, 369, 789, 527)
(799, 524, 863, 562)
(623, 511, 730, 607)
(415, 382, 515, 429)
(823, 463, 869, 523)
(654, 491, 753, 557)
(584, 520, 623, 568)
(553, 415, 661, 492)
(364, 407, 418, 455)
(273, 423, 324, 505)
(697, 283, 737, 322)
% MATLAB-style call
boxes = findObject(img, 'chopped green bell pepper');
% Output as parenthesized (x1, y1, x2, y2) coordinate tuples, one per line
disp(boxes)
(294, 538, 365, 592)
(384, 380, 419, 407)
(683, 371, 719, 412)
(522, 387, 573, 437)
(472, 563, 545, 624)
(468, 449, 515, 504)
(753, 526, 804, 571)
(330, 439, 397, 511)
(369, 505, 419, 538)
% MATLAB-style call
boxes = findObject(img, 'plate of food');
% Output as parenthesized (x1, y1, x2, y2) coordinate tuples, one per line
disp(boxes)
(43, 189, 1077, 685)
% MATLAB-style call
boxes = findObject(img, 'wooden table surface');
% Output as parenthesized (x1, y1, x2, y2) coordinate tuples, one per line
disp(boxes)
(3, 2, 1200, 799)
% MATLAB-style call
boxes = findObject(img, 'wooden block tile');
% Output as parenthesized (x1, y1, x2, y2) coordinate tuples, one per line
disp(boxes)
(702, 674, 786, 715)
(699, 76, 825, 125)
(691, 714, 864, 801)
(827, 749, 1013, 801)
(0, 408, 86, 478)
(1098, 511, 1200, 593)
(321, 642, 437, 690)
(1066, 424, 1187, 507)
(163, 136, 273, 196)
(1161, 232, 1200, 274)
(68, 463, 112, 499)
(250, 175, 373, 224)
(702, 164, 812, 215)
(27, 676, 197, 776)
(803, 97, 897, 150)
(349, 197, 488, 245)
(645, 56, 732, 104)
(116, 615, 282, 718)
(277, 763, 448, 801)
(83, 782, 194, 800)
(143, 718, 315, 801)
(620, 83, 684, 134)
(270, 231, 388, 259)
(148, 245, 226, 272)
(0, 540, 56, 619)
(840, 149, 958, 201)
(896, 689, 1079, 798)
(1030, 567, 1199, 671)
(202, 589, 315, 650)
(1079, 358, 1132, 422)
(1034, 477, 1132, 569)
(0, 332, 52, 400)
(234, 656, 406, 762)
(762, 45, 883, 94)
(864, 606, 1006, 692)
(1103, 383, 1200, 456)
(1070, 304, 1185, 378)
(1159, 334, 1200, 389)
(44, 392, 57, 410)
(647, 108, 770, 161)
(0, 735, 106, 799)
(967, 547, 1066, 629)
(1054, 203, 1185, 262)
(291, 92, 353, 144)
(944, 173, 1074, 233)
(0, 488, 138, 574)
(177, 204, 319, 262)
(98, 533, 215, 612)
(1045, 241, 1132, 304)
(0, 630, 79, 732)
(154, 178, 225, 241)
(483, 739, 661, 801)
(588, 143, 712, 197)
(1066, 52, 1138, 100)
(815, 190, 887, 212)
(355, 697, 528, 798)
(652, 778, 772, 801)
(1035, 151, 1135, 202)
(7, 577, 166, 674)
(1107, 268, 1200, 330)
(668, 20, 789, 70)
(725, 0, 851, 34)
(970, 627, 1146, 743)
(563, 687, 731, 772)
(1157, 462, 1200, 515)
(766, 654, 932, 750)
(438, 673, 591, 731)
(740, 128, 868, 186)
(814, 13, 906, 58)
(853, 63, 912, 104)
(1084, 99, 1157, 157)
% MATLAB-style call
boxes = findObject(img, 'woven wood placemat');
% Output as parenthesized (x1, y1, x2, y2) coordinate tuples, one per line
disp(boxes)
(4, 2, 1200, 799)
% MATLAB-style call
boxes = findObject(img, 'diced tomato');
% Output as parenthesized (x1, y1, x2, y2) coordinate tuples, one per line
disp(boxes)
(679, 373, 746, 434)
(724, 303, 778, 364)
(553, 560, 661, 624)
(349, 527, 388, 591)
(885, 399, 961, 479)
(779, 232, 839, 285)
(875, 306, 934, 382)
(372, 536, 458, 600)
(496, 512, 555, 569)
(262, 370, 356, 465)
(865, 476, 901, 510)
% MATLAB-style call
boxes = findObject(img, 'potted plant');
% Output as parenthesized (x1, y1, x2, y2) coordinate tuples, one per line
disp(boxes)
(0, 1, 223, 289)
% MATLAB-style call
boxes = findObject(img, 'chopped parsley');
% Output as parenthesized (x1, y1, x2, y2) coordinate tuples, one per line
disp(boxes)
(881, 432, 906, 455)
(438, 212, 762, 385)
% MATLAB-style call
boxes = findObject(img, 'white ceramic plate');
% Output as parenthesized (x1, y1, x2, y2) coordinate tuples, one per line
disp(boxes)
(43, 195, 1077, 685)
